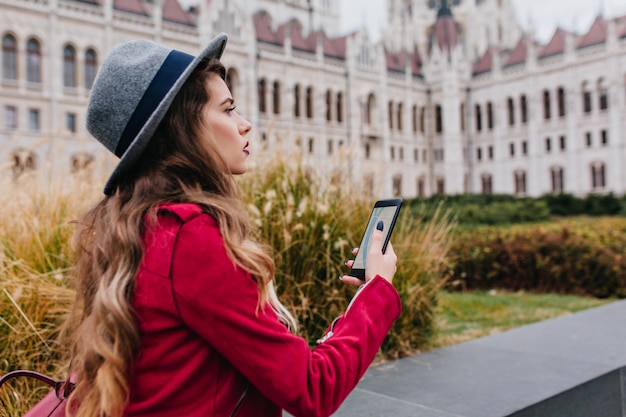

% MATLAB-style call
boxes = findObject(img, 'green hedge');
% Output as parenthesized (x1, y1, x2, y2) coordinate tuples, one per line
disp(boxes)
(446, 218, 626, 298)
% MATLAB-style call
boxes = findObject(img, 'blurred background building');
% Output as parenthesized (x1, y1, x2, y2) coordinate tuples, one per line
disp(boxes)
(1, 0, 625, 198)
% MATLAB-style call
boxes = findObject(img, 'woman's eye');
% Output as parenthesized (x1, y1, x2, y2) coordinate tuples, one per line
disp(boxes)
(226, 106, 236, 114)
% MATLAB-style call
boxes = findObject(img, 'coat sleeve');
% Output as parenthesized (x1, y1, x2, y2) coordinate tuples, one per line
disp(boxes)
(170, 214, 401, 417)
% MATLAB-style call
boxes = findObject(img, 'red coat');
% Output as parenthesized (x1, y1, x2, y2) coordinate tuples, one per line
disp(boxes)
(124, 203, 401, 417)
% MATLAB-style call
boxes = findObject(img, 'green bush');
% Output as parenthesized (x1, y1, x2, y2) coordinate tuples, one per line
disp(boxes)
(446, 218, 626, 298)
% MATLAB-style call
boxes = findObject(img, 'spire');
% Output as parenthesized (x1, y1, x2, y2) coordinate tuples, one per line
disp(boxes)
(438, 0, 452, 18)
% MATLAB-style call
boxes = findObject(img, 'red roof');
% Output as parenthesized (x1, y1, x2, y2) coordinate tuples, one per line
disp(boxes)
(430, 15, 459, 53)
(114, 0, 148, 15)
(577, 16, 607, 49)
(162, 0, 193, 25)
(538, 28, 567, 58)
(384, 47, 422, 76)
(472, 47, 495, 75)
(253, 11, 348, 60)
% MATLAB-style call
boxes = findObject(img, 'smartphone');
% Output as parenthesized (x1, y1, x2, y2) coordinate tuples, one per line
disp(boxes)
(349, 198, 403, 280)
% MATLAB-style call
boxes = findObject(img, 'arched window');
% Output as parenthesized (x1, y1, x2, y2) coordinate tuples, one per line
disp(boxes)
(435, 104, 443, 133)
(417, 177, 425, 197)
(582, 81, 592, 113)
(543, 89, 551, 120)
(598, 78, 609, 111)
(514, 170, 526, 195)
(11, 148, 37, 178)
(551, 166, 564, 193)
(63, 44, 76, 87)
(336, 92, 343, 123)
(26, 38, 41, 83)
(305, 86, 313, 119)
(2, 34, 17, 80)
(84, 48, 97, 89)
(591, 162, 606, 189)
(520, 94, 528, 123)
(272, 81, 280, 114)
(392, 175, 402, 197)
(397, 102, 403, 132)
(257, 78, 266, 113)
(481, 173, 493, 194)
(557, 87, 566, 117)
(366, 93, 376, 125)
(475, 104, 482, 132)
(326, 89, 332, 121)
(507, 97, 515, 126)
(294, 84, 301, 117)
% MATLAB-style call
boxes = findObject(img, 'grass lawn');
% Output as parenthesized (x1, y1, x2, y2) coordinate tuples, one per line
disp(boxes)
(430, 290, 615, 349)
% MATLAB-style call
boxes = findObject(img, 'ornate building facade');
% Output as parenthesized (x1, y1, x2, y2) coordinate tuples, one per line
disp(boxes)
(1, 0, 625, 198)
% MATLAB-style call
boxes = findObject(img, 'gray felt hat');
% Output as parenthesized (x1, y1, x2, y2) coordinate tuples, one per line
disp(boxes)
(86, 33, 228, 195)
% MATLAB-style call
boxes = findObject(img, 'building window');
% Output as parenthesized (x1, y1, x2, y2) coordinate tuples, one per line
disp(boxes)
(459, 103, 465, 132)
(422, 149, 427, 162)
(586, 132, 592, 147)
(327, 139, 333, 155)
(557, 87, 566, 117)
(487, 101, 494, 130)
(257, 79, 266, 113)
(414, 148, 419, 162)
(509, 142, 515, 157)
(392, 175, 402, 197)
(308, 137, 314, 154)
(520, 94, 528, 123)
(26, 38, 41, 83)
(70, 152, 94, 173)
(413, 105, 419, 133)
(435, 104, 443, 133)
(601, 129, 608, 145)
(2, 34, 17, 80)
(481, 174, 493, 194)
(397, 102, 403, 131)
(582, 81, 592, 113)
(226, 68, 238, 97)
(11, 149, 36, 178)
(543, 89, 551, 120)
(522, 140, 528, 156)
(325, 89, 332, 121)
(598, 78, 609, 111)
(390, 146, 395, 160)
(365, 93, 375, 125)
(63, 44, 76, 87)
(559, 135, 566, 150)
(476, 147, 482, 161)
(365, 143, 370, 159)
(507, 97, 515, 126)
(514, 170, 526, 195)
(66, 112, 76, 133)
(591, 163, 606, 189)
(551, 166, 564, 193)
(475, 104, 482, 132)
(306, 86, 314, 119)
(545, 137, 551, 153)
(294, 84, 301, 117)
(420, 107, 426, 133)
(28, 108, 39, 131)
(388, 101, 394, 129)
(488, 145, 494, 160)
(336, 92, 343, 123)
(84, 48, 97, 89)
(272, 81, 281, 114)
(417, 177, 425, 197)
(5, 105, 17, 129)
(436, 178, 445, 195)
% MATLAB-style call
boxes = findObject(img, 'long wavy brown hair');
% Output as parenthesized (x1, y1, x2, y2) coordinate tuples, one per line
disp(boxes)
(63, 57, 296, 417)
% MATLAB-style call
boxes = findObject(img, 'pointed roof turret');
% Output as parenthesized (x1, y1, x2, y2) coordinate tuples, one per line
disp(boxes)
(429, 0, 459, 56)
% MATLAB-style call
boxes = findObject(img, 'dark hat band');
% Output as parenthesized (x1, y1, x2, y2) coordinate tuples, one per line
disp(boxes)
(115, 50, 194, 158)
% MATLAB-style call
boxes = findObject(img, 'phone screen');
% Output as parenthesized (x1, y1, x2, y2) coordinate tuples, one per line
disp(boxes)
(350, 199, 402, 279)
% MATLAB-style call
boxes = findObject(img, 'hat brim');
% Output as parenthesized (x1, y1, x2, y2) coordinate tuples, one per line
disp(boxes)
(103, 33, 228, 195)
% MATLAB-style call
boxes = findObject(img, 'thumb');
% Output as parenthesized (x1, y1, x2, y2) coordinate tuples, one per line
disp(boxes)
(368, 220, 384, 255)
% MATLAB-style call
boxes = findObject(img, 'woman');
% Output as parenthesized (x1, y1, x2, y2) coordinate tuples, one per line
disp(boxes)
(65, 33, 401, 417)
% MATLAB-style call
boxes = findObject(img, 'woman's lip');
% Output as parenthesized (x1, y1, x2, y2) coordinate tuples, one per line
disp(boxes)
(244, 142, 249, 155)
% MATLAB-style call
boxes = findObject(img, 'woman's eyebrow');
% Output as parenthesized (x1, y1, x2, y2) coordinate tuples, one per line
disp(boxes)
(219, 97, 234, 106)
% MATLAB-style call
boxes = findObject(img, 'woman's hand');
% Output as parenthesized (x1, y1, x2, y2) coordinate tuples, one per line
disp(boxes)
(340, 222, 397, 286)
